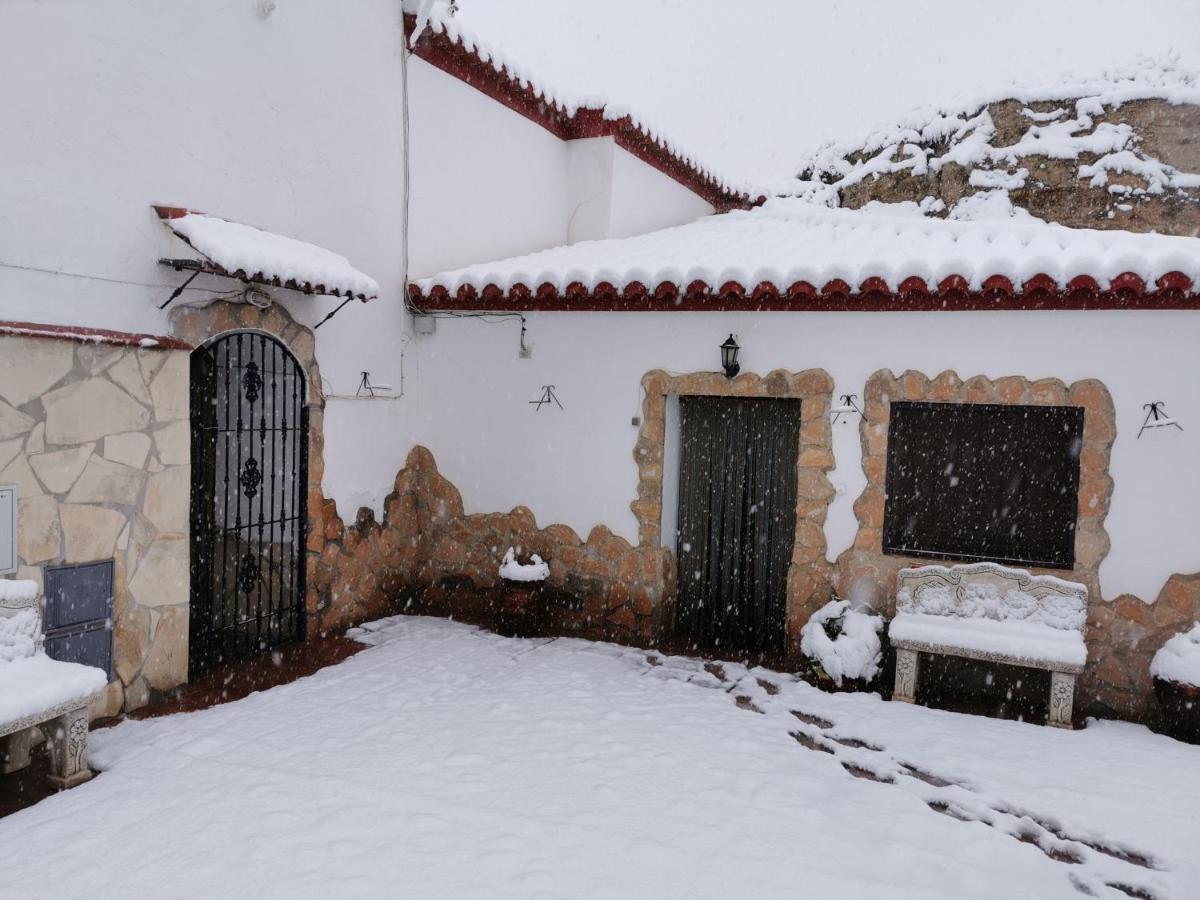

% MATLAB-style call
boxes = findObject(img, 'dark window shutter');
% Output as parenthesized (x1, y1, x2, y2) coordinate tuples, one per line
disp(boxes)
(883, 401, 1083, 569)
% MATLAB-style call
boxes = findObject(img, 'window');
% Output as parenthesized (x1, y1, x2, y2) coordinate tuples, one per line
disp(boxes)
(883, 401, 1084, 569)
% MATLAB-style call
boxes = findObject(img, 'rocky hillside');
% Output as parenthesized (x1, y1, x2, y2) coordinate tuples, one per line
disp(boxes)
(783, 61, 1200, 236)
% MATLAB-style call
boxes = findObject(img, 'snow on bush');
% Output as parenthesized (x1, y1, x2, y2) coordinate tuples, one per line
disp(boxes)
(0, 608, 40, 663)
(800, 600, 883, 687)
(499, 547, 549, 583)
(1151, 623, 1200, 687)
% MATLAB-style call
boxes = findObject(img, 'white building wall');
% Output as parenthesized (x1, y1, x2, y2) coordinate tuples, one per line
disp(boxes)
(407, 63, 718, 272)
(406, 56, 570, 278)
(411, 309, 1200, 605)
(608, 147, 716, 239)
(0, 0, 411, 520)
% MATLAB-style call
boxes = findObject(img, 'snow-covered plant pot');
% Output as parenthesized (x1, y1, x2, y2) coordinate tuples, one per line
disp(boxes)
(1151, 623, 1200, 743)
(799, 599, 884, 690)
(496, 547, 550, 638)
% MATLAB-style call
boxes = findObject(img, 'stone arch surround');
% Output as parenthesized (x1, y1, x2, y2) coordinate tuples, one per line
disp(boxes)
(170, 300, 336, 626)
(834, 368, 1200, 722)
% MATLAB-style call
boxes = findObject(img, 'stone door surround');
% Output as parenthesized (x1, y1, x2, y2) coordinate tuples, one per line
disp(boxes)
(633, 368, 837, 647)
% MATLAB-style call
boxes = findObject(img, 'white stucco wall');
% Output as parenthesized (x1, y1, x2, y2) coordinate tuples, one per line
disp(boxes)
(608, 147, 715, 239)
(407, 61, 718, 273)
(406, 56, 570, 278)
(410, 309, 1200, 605)
(0, 0, 412, 519)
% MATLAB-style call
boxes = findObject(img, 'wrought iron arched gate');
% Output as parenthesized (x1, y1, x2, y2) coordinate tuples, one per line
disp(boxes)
(190, 331, 308, 676)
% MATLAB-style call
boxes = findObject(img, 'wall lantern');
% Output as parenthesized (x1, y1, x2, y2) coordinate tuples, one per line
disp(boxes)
(720, 334, 741, 378)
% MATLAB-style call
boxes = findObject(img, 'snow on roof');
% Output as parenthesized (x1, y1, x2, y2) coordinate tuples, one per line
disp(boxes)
(0, 320, 191, 350)
(402, 2, 757, 206)
(783, 57, 1200, 205)
(411, 198, 1200, 309)
(157, 208, 380, 301)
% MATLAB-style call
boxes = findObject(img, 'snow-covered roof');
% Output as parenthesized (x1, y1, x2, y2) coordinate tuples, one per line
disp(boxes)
(410, 198, 1200, 311)
(783, 58, 1200, 208)
(156, 207, 380, 301)
(402, 3, 757, 209)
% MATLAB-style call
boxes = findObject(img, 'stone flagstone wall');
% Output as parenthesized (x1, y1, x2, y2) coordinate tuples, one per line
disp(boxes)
(0, 331, 191, 718)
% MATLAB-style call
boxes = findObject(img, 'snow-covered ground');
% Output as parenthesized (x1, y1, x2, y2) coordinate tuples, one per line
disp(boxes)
(1, 616, 1197, 899)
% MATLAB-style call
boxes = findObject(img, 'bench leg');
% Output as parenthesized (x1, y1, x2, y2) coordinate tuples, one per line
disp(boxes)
(45, 706, 92, 789)
(1, 727, 40, 775)
(1048, 671, 1076, 729)
(893, 648, 920, 704)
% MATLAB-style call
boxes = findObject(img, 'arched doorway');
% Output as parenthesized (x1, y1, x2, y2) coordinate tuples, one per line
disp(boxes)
(189, 330, 308, 677)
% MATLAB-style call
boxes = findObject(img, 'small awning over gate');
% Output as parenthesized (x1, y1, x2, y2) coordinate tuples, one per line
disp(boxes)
(154, 206, 379, 301)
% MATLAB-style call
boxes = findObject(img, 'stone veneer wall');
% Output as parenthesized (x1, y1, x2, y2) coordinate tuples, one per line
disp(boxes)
(0, 333, 191, 718)
(303, 368, 837, 653)
(834, 369, 1200, 722)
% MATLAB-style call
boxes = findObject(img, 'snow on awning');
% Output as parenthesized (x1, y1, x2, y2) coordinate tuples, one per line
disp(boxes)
(155, 206, 379, 301)
(410, 199, 1200, 312)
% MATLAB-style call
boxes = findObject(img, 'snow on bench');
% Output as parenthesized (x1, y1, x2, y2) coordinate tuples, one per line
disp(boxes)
(1, 580, 106, 788)
(889, 562, 1088, 728)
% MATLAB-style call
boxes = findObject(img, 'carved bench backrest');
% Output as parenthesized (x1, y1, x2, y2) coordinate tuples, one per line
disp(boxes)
(896, 562, 1087, 633)
(0, 580, 43, 664)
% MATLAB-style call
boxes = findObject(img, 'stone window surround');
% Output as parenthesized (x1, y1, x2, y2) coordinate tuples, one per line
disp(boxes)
(633, 368, 837, 646)
(836, 369, 1115, 613)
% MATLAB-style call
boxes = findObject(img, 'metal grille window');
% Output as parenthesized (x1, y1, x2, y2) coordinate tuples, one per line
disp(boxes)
(43, 560, 114, 677)
(883, 401, 1084, 569)
(190, 331, 308, 677)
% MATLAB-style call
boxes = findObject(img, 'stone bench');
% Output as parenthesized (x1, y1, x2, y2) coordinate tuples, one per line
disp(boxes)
(889, 562, 1088, 728)
(1, 581, 107, 788)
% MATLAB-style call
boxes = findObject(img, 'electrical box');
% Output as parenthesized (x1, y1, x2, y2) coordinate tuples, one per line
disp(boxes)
(412, 314, 436, 336)
(0, 485, 15, 575)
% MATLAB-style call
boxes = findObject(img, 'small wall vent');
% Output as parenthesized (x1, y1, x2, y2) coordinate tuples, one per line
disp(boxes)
(43, 559, 114, 679)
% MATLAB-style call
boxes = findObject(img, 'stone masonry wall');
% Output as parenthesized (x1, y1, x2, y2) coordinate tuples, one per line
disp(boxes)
(310, 445, 667, 644)
(304, 369, 836, 654)
(0, 333, 191, 718)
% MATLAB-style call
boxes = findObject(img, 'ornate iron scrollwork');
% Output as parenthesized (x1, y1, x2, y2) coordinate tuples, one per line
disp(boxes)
(239, 457, 262, 499)
(243, 360, 262, 404)
(238, 553, 259, 594)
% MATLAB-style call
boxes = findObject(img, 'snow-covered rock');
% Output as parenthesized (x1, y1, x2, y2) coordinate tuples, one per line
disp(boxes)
(783, 57, 1200, 232)
(800, 599, 884, 686)
(1150, 623, 1200, 687)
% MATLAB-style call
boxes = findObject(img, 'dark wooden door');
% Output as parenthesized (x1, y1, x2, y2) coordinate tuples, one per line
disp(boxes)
(674, 396, 800, 657)
(190, 331, 308, 677)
